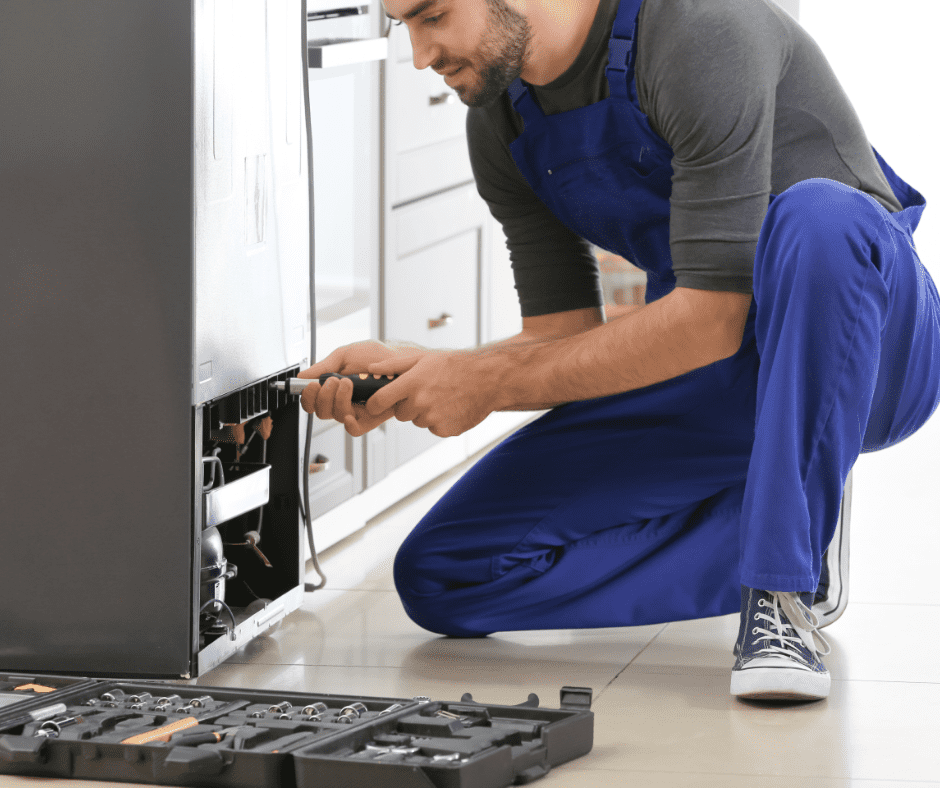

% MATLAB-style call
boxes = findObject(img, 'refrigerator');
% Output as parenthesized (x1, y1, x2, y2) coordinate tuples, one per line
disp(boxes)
(0, 0, 312, 678)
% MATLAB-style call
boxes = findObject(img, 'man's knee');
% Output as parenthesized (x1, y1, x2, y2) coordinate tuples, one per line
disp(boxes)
(765, 179, 884, 242)
(393, 537, 494, 637)
(756, 179, 886, 290)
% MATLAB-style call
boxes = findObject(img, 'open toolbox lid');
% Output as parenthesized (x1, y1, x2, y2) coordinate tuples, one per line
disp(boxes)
(0, 678, 594, 788)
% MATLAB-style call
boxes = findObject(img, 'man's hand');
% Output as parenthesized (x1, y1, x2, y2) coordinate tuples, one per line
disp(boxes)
(366, 349, 501, 438)
(297, 341, 427, 437)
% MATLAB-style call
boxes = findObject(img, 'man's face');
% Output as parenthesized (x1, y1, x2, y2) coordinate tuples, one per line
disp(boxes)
(386, 0, 531, 107)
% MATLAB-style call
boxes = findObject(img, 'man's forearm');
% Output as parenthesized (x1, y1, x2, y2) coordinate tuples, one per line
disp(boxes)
(475, 289, 750, 411)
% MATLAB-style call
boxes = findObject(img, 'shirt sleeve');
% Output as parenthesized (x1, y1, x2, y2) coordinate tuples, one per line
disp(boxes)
(636, 0, 790, 294)
(466, 107, 604, 318)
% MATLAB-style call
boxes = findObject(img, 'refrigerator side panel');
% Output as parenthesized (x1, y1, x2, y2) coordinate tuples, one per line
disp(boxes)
(0, 1, 196, 676)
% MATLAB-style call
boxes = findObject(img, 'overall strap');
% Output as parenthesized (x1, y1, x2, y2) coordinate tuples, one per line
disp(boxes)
(509, 0, 646, 126)
(605, 0, 645, 100)
(508, 78, 545, 126)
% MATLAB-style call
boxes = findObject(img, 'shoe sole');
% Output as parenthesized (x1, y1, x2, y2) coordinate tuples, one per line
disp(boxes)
(814, 469, 852, 629)
(731, 667, 830, 700)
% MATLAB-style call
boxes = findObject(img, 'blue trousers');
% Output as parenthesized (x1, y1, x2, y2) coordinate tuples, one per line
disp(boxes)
(394, 179, 940, 636)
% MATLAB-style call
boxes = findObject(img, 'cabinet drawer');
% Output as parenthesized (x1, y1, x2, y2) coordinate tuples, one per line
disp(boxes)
(395, 136, 473, 206)
(394, 183, 485, 257)
(386, 230, 478, 348)
(386, 184, 485, 348)
(389, 26, 468, 155)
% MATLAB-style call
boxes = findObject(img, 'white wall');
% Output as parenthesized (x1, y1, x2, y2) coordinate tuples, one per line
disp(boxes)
(800, 0, 939, 279)
(771, 0, 800, 20)
(798, 1, 940, 600)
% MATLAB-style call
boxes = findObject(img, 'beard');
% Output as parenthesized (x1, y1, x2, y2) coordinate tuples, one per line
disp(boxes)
(439, 0, 531, 107)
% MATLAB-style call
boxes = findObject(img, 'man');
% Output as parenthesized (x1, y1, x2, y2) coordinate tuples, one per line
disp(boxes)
(299, 0, 940, 701)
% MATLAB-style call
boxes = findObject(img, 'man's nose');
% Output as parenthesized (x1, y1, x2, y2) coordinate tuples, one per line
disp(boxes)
(410, 29, 438, 70)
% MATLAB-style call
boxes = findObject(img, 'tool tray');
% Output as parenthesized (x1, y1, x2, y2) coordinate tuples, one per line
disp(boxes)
(0, 675, 593, 787)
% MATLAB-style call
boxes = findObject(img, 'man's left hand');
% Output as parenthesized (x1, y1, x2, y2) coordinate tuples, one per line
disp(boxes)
(365, 349, 499, 437)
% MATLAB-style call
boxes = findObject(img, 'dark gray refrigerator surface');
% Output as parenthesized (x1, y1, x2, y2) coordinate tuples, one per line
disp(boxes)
(0, 1, 311, 678)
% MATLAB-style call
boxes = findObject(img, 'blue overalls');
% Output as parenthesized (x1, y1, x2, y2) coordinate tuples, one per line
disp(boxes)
(393, 0, 940, 636)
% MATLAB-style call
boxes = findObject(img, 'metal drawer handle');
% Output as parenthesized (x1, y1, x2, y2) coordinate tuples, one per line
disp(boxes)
(428, 313, 453, 329)
(429, 92, 456, 107)
(309, 454, 331, 474)
(308, 37, 388, 69)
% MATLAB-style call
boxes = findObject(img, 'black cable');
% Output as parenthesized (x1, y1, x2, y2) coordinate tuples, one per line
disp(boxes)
(199, 599, 237, 641)
(302, 0, 327, 593)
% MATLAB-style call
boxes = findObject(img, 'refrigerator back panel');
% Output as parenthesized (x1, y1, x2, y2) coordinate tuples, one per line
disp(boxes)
(194, 0, 311, 405)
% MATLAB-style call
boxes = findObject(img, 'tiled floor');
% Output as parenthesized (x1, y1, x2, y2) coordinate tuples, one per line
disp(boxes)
(8, 409, 939, 787)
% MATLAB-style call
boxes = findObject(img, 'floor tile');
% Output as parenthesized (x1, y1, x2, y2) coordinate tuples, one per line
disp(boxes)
(629, 603, 940, 684)
(5, 773, 939, 788)
(213, 584, 667, 678)
(588, 671, 940, 782)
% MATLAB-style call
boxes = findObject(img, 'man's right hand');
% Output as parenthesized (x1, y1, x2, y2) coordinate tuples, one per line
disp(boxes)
(296, 341, 427, 436)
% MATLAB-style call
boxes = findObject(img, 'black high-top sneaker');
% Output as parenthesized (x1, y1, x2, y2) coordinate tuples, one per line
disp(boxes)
(731, 585, 831, 701)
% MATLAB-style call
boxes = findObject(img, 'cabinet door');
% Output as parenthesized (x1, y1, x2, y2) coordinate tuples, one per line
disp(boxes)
(383, 185, 487, 467)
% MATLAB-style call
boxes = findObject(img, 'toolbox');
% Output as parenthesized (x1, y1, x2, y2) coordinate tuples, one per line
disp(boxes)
(0, 675, 594, 787)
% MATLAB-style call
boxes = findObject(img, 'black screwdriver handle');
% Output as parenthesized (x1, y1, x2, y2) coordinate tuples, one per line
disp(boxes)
(319, 373, 396, 404)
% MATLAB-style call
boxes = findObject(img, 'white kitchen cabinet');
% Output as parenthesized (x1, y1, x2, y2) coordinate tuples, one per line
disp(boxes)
(303, 22, 534, 554)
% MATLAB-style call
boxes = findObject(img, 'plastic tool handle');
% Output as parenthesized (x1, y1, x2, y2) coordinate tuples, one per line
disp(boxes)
(13, 684, 57, 694)
(271, 375, 396, 403)
(319, 373, 396, 404)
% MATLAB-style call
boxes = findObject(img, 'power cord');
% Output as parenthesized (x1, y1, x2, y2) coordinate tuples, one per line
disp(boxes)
(301, 0, 327, 593)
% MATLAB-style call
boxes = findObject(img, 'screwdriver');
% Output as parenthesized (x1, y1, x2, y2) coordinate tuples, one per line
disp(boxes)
(271, 373, 396, 404)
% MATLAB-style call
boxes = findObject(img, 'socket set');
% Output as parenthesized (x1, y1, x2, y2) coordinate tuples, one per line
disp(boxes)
(0, 677, 594, 788)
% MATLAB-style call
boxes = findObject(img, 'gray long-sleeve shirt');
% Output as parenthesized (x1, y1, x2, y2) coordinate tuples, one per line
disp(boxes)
(467, 0, 902, 317)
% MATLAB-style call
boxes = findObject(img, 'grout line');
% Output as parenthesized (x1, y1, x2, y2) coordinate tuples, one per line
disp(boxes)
(593, 623, 670, 703)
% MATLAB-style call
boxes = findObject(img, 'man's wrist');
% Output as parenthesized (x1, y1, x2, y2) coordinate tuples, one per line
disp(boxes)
(470, 346, 516, 413)
(474, 337, 563, 412)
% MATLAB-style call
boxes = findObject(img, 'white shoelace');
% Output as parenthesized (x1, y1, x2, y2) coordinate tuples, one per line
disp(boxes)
(752, 592, 831, 665)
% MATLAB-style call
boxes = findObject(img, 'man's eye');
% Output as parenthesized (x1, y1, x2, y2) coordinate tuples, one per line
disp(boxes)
(423, 13, 443, 24)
